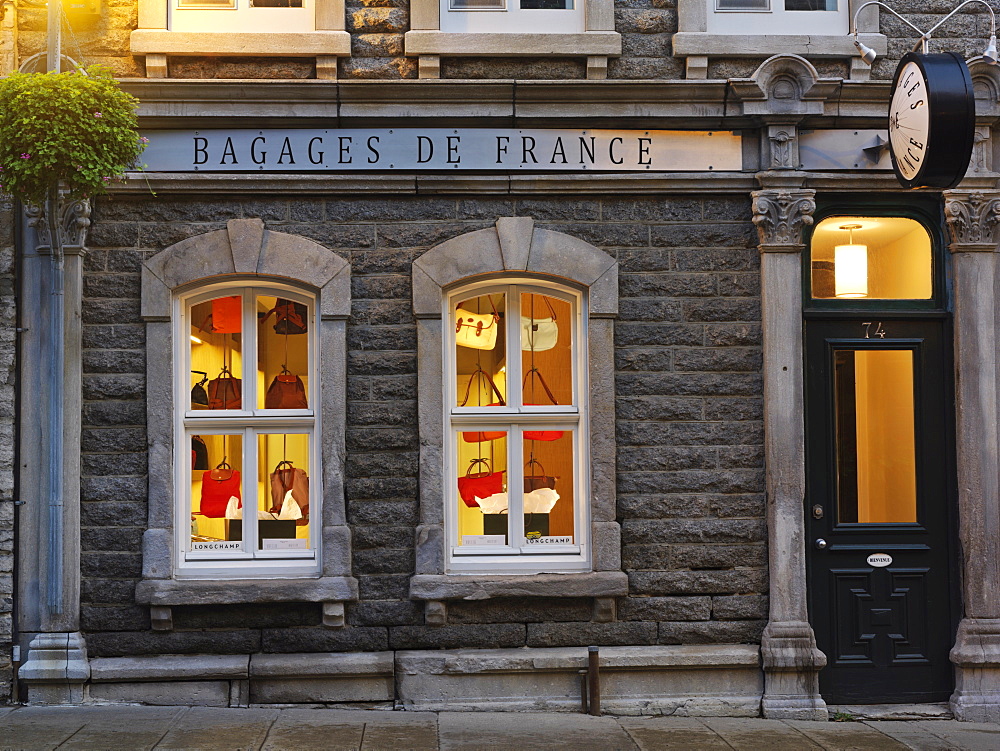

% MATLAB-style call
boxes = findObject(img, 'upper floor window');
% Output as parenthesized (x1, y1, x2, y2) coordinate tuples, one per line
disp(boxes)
(708, 0, 847, 35)
(180, 283, 319, 576)
(170, 0, 312, 32)
(441, 0, 583, 33)
(447, 280, 589, 573)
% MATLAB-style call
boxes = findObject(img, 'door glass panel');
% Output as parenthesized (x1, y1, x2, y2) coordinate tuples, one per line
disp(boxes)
(811, 217, 932, 300)
(522, 432, 575, 546)
(834, 349, 917, 523)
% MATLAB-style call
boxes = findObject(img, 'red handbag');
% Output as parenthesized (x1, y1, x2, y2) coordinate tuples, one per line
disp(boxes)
(199, 296, 242, 334)
(461, 365, 507, 443)
(208, 367, 242, 410)
(457, 458, 504, 508)
(265, 370, 308, 409)
(522, 368, 564, 441)
(261, 298, 308, 335)
(200, 466, 241, 518)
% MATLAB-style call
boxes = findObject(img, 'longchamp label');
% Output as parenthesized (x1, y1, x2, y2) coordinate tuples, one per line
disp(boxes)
(191, 540, 243, 551)
(867, 553, 893, 567)
(139, 129, 743, 173)
(524, 536, 573, 545)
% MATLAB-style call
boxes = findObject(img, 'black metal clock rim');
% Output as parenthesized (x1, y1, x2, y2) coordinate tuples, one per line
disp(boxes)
(889, 52, 975, 190)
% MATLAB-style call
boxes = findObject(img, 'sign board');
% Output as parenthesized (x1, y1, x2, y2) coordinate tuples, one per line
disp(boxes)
(867, 553, 893, 567)
(139, 129, 744, 173)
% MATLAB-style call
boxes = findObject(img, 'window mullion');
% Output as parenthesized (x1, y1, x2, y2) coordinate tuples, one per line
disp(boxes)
(507, 284, 522, 409)
(508, 425, 524, 546)
(245, 425, 259, 556)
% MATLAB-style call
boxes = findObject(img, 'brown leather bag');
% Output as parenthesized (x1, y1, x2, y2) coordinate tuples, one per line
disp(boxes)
(208, 367, 242, 410)
(265, 371, 308, 409)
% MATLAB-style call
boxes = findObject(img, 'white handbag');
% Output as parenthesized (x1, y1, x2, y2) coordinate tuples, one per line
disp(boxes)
(520, 316, 558, 351)
(455, 306, 499, 350)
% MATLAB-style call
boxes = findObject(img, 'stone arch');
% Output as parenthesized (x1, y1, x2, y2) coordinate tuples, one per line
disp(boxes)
(141, 217, 350, 320)
(412, 217, 617, 319)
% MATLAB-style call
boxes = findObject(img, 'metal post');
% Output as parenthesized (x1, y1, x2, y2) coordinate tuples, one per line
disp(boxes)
(587, 646, 601, 716)
(46, 0, 61, 73)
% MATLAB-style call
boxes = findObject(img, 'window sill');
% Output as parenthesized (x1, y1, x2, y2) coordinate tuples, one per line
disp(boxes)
(135, 575, 358, 606)
(409, 571, 627, 601)
(130, 30, 352, 57)
(403, 31, 621, 57)
(671, 32, 885, 59)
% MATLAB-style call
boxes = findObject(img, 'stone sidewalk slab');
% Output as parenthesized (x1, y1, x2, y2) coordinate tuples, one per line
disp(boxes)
(3, 706, 1000, 750)
(438, 711, 638, 751)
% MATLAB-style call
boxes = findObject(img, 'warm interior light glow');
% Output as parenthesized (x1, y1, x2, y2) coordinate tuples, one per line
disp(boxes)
(190, 335, 204, 344)
(834, 224, 868, 298)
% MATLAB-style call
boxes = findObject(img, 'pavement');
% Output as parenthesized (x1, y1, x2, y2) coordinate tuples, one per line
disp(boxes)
(3, 706, 1000, 751)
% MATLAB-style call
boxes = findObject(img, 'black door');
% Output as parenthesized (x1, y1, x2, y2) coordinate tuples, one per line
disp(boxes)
(805, 317, 957, 703)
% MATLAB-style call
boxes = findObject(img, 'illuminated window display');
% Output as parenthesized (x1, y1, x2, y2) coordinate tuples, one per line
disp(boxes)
(182, 286, 317, 566)
(448, 283, 587, 570)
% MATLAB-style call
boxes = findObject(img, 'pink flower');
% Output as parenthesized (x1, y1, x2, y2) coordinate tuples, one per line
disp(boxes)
(20, 153, 30, 159)
(94, 112, 103, 118)
(139, 136, 150, 144)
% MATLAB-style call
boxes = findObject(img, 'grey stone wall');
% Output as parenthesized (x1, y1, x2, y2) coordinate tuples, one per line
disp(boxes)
(0, 198, 15, 702)
(12, 0, 991, 80)
(79, 194, 766, 657)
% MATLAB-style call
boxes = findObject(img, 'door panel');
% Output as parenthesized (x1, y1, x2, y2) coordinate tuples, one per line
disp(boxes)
(806, 318, 956, 703)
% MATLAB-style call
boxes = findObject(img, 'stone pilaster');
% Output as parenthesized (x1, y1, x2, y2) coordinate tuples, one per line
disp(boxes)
(943, 190, 1000, 722)
(16, 197, 89, 702)
(752, 186, 827, 720)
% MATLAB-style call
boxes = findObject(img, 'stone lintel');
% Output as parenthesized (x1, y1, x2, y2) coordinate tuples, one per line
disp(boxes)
(403, 31, 622, 57)
(90, 654, 249, 682)
(135, 576, 359, 605)
(409, 571, 629, 601)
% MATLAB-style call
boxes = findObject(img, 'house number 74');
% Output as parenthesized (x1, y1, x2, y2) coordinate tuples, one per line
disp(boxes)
(862, 322, 886, 339)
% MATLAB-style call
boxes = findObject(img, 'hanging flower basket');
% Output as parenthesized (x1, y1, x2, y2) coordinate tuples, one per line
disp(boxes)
(0, 65, 147, 207)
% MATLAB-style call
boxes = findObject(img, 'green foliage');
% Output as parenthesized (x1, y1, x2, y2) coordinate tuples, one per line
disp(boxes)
(0, 65, 147, 206)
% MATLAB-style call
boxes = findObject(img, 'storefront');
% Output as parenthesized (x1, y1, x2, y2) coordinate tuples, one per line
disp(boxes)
(4, 6, 1000, 719)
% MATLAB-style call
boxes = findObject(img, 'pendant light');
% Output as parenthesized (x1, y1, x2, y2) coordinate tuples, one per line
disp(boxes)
(835, 224, 868, 298)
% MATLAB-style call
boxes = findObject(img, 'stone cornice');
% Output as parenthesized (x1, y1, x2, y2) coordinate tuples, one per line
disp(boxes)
(119, 78, 902, 129)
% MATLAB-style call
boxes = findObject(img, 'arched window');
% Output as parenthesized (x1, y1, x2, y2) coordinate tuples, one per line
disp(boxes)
(180, 282, 319, 574)
(447, 280, 588, 571)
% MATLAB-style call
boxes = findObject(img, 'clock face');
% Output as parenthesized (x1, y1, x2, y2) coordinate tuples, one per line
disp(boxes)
(888, 61, 931, 183)
(886, 52, 975, 190)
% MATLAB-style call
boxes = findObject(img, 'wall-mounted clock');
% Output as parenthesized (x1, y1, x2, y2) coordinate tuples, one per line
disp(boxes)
(888, 51, 975, 190)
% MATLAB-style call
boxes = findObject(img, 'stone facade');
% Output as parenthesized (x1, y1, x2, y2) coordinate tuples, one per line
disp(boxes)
(78, 195, 765, 658)
(11, 0, 998, 79)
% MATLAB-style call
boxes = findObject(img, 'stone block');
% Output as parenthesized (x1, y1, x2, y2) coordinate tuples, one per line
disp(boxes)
(90, 654, 249, 682)
(88, 680, 231, 706)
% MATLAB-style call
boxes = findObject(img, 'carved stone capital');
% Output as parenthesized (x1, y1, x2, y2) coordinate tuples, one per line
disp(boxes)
(26, 194, 92, 250)
(751, 189, 815, 251)
(944, 190, 1000, 251)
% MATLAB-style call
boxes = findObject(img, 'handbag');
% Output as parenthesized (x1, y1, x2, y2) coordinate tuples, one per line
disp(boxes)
(460, 365, 507, 443)
(457, 458, 504, 508)
(261, 298, 308, 335)
(265, 370, 308, 410)
(455, 296, 500, 351)
(199, 296, 242, 334)
(191, 435, 209, 471)
(200, 464, 241, 518)
(208, 367, 242, 410)
(191, 374, 209, 408)
(522, 368, 564, 441)
(269, 460, 310, 520)
(523, 458, 556, 492)
(520, 296, 558, 352)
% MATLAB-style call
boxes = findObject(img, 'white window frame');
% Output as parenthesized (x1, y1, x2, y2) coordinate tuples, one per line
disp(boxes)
(176, 282, 321, 579)
(440, 0, 584, 34)
(169, 0, 314, 33)
(707, 0, 846, 36)
(445, 280, 590, 574)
